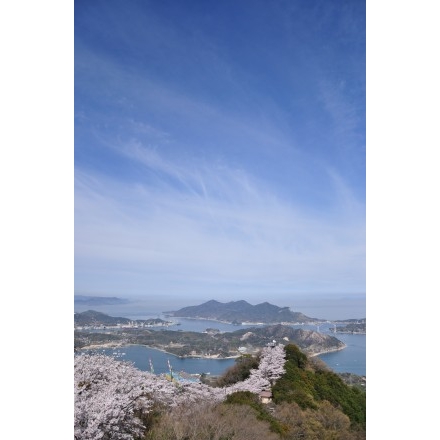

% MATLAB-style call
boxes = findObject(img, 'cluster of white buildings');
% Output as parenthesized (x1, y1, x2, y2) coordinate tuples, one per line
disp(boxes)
(74, 320, 173, 330)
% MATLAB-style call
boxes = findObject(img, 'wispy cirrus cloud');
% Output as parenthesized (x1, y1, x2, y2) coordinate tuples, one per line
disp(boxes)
(75, 142, 365, 298)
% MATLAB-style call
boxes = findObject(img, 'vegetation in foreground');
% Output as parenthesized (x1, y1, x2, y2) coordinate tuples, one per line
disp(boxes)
(74, 343, 365, 439)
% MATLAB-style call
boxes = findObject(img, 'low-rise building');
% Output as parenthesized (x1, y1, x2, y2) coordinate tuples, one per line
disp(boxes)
(259, 390, 272, 404)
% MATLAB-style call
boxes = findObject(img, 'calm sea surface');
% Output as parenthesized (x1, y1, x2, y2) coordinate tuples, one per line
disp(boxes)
(85, 345, 237, 376)
(78, 317, 366, 376)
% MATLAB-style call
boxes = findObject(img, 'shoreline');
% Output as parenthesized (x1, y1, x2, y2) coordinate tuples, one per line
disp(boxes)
(308, 344, 347, 357)
(167, 316, 319, 326)
(332, 331, 366, 335)
(78, 342, 240, 360)
(77, 341, 344, 360)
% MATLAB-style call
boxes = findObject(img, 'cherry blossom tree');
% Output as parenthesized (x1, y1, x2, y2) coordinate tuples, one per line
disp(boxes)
(255, 343, 287, 384)
(75, 354, 173, 439)
(74, 344, 287, 439)
(224, 344, 286, 395)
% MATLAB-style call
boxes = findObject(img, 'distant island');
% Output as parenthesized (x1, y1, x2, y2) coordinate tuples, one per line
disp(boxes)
(74, 310, 173, 329)
(74, 311, 345, 358)
(165, 299, 318, 324)
(74, 295, 130, 306)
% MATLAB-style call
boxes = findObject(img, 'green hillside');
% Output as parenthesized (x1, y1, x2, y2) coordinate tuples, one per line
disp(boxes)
(272, 344, 366, 429)
(169, 299, 317, 323)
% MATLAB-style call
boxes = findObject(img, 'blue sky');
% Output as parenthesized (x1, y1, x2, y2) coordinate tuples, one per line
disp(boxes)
(75, 0, 365, 315)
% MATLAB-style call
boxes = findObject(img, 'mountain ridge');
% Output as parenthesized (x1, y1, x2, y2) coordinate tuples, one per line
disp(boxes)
(74, 310, 171, 327)
(167, 299, 318, 324)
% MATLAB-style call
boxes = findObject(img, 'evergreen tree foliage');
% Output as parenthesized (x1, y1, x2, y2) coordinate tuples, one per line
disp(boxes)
(216, 354, 260, 386)
(272, 344, 366, 429)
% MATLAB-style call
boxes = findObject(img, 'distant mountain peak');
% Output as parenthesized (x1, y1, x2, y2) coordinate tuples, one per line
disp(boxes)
(169, 299, 316, 323)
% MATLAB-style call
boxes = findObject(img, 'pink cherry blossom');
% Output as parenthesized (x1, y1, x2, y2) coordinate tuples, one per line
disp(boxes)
(74, 343, 286, 439)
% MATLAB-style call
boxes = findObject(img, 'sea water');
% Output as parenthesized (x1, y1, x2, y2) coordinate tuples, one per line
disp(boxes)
(82, 344, 237, 376)
(77, 318, 365, 376)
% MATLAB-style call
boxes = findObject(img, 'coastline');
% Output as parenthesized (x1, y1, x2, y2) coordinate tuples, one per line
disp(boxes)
(167, 316, 253, 326)
(332, 331, 366, 335)
(308, 344, 347, 357)
(78, 342, 240, 360)
(167, 316, 318, 326)
(78, 341, 344, 360)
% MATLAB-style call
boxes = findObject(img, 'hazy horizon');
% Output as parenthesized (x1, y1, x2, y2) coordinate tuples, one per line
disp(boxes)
(74, 293, 366, 321)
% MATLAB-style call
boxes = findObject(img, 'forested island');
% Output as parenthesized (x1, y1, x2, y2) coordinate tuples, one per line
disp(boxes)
(74, 309, 173, 328)
(166, 299, 318, 324)
(74, 310, 345, 358)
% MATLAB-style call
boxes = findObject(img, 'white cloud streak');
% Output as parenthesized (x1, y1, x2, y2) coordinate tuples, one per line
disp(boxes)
(75, 143, 365, 298)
